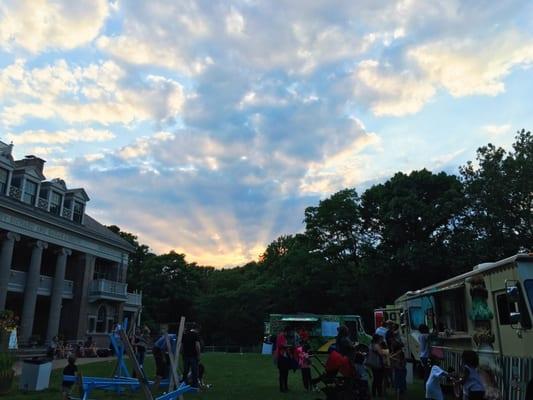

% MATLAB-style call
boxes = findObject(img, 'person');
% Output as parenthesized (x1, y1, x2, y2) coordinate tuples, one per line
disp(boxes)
(375, 320, 390, 340)
(354, 352, 370, 400)
(134, 327, 150, 369)
(366, 334, 386, 398)
(153, 332, 174, 390)
(390, 340, 407, 400)
(182, 323, 201, 388)
(76, 341, 85, 358)
(84, 336, 97, 357)
(425, 363, 448, 400)
(277, 341, 291, 392)
(61, 356, 78, 400)
(336, 325, 355, 357)
(274, 327, 287, 360)
(47, 336, 60, 359)
(460, 350, 485, 400)
(418, 324, 430, 379)
(298, 343, 312, 391)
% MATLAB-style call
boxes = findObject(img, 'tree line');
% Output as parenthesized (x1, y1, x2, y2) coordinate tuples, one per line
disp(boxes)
(108, 129, 532, 346)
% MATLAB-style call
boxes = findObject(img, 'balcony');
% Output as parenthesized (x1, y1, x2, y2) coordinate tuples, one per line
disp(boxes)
(37, 197, 49, 210)
(124, 291, 142, 311)
(7, 269, 74, 299)
(9, 186, 21, 200)
(88, 279, 128, 302)
(62, 207, 72, 219)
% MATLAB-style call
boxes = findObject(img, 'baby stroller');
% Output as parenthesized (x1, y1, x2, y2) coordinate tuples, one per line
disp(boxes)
(310, 351, 369, 400)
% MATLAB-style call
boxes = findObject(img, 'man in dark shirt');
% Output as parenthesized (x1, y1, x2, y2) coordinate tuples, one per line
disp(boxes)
(182, 324, 201, 388)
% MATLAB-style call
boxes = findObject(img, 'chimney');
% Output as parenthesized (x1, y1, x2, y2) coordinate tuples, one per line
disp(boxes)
(23, 155, 46, 175)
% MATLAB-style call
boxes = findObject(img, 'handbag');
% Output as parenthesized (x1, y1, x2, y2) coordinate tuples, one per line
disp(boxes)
(364, 347, 382, 369)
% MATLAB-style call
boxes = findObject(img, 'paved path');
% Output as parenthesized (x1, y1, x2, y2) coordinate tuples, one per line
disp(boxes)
(13, 356, 115, 376)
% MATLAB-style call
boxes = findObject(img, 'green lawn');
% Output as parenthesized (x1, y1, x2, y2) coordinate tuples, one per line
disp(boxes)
(6, 353, 426, 399)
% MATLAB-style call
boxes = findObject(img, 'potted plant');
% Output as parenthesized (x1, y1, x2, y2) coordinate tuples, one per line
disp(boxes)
(0, 310, 18, 395)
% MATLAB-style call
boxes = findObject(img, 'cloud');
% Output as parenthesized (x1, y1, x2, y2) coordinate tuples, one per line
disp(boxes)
(0, 0, 109, 53)
(2, 0, 532, 267)
(6, 128, 115, 145)
(483, 124, 512, 137)
(351, 60, 436, 116)
(0, 59, 185, 126)
(409, 32, 533, 97)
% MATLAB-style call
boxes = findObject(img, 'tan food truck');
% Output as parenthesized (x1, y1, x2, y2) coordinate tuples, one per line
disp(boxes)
(392, 253, 533, 400)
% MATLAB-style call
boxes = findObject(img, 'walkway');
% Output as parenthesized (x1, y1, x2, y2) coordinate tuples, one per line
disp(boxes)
(13, 356, 114, 376)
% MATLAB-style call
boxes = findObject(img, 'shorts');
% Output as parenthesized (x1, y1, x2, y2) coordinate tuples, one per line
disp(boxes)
(394, 368, 407, 393)
(61, 384, 74, 395)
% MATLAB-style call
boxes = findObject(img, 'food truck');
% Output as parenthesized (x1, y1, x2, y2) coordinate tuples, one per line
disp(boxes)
(265, 313, 371, 352)
(390, 253, 533, 400)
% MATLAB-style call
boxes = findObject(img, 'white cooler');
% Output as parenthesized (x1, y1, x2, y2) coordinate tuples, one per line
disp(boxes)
(19, 358, 52, 391)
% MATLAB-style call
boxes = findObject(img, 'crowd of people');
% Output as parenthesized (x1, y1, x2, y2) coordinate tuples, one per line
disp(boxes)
(270, 321, 494, 400)
(61, 322, 205, 399)
(47, 335, 99, 359)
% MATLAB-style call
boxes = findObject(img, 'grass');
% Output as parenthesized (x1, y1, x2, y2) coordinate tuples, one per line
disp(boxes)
(5, 353, 427, 399)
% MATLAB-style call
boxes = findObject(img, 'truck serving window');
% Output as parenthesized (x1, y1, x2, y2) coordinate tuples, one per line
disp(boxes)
(409, 307, 423, 329)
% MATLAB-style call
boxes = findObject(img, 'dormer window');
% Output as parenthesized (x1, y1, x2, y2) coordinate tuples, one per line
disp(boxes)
(23, 180, 37, 205)
(73, 200, 84, 223)
(50, 191, 62, 216)
(0, 168, 8, 195)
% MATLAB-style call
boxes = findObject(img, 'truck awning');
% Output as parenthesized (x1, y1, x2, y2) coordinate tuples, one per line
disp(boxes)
(281, 317, 319, 322)
(406, 282, 465, 300)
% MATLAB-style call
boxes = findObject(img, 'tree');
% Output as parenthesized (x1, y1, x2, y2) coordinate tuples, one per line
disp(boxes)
(360, 169, 465, 301)
(460, 129, 533, 260)
(304, 189, 362, 266)
(106, 225, 154, 291)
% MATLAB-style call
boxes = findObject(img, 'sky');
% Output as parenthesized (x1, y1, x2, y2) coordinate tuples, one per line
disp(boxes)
(1, 1, 532, 267)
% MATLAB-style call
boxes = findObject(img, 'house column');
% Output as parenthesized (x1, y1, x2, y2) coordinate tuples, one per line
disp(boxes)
(20, 240, 48, 343)
(0, 232, 20, 310)
(46, 248, 72, 343)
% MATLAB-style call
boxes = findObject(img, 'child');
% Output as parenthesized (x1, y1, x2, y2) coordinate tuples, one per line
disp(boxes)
(425, 362, 448, 400)
(354, 352, 370, 400)
(61, 356, 78, 400)
(460, 350, 485, 400)
(390, 341, 407, 400)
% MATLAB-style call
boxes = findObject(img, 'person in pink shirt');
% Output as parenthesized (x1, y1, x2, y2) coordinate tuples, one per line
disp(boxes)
(275, 327, 291, 392)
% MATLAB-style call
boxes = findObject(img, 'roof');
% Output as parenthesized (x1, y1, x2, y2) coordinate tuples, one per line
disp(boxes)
(397, 253, 533, 302)
(0, 194, 135, 253)
(83, 214, 135, 251)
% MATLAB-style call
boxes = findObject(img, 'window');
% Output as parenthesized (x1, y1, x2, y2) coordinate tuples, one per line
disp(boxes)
(93, 262, 110, 280)
(106, 318, 115, 333)
(96, 306, 107, 333)
(496, 293, 512, 325)
(435, 289, 467, 332)
(88, 316, 96, 333)
(73, 201, 84, 223)
(23, 180, 37, 204)
(409, 307, 424, 329)
(0, 168, 8, 194)
(50, 191, 62, 215)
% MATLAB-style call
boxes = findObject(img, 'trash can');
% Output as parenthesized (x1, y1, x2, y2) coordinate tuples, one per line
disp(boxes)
(19, 358, 52, 391)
